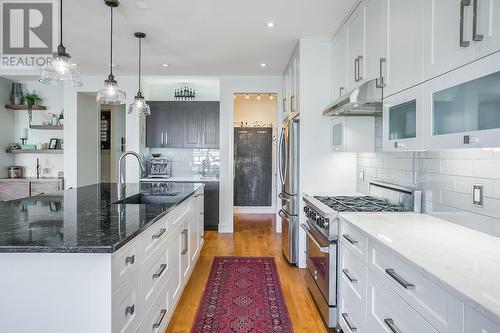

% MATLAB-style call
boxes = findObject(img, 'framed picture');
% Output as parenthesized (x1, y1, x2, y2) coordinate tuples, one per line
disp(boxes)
(48, 138, 59, 150)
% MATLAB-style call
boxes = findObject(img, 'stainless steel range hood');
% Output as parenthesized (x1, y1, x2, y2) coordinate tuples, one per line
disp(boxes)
(323, 79, 383, 117)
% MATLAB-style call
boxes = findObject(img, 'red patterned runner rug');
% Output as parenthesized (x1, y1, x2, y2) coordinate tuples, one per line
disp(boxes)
(191, 257, 294, 333)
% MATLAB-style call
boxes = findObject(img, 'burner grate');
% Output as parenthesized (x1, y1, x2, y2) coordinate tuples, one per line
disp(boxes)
(314, 195, 407, 213)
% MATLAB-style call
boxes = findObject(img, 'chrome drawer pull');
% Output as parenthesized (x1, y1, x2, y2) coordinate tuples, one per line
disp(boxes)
(181, 229, 188, 255)
(125, 304, 135, 316)
(153, 309, 167, 329)
(341, 313, 357, 332)
(153, 264, 167, 279)
(343, 234, 359, 245)
(152, 228, 166, 240)
(125, 255, 135, 265)
(384, 318, 402, 333)
(342, 269, 358, 283)
(385, 269, 415, 290)
(460, 0, 471, 47)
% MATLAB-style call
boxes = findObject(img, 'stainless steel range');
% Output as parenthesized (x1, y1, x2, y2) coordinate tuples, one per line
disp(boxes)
(301, 181, 422, 330)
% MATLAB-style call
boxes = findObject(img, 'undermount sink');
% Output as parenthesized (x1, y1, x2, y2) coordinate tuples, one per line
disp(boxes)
(113, 192, 180, 205)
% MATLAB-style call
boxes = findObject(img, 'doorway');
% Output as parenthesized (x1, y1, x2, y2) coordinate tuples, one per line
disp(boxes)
(233, 93, 278, 212)
(99, 105, 125, 183)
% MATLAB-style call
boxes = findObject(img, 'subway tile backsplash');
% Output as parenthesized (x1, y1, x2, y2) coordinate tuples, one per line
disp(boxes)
(145, 148, 220, 177)
(357, 116, 500, 238)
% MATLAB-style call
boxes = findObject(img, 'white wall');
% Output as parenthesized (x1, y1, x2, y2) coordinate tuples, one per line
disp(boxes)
(0, 78, 15, 178)
(219, 76, 283, 232)
(297, 39, 357, 267)
(76, 93, 99, 187)
(14, 81, 64, 178)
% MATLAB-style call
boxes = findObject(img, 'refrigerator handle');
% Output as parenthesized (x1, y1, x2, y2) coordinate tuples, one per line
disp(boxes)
(278, 128, 285, 185)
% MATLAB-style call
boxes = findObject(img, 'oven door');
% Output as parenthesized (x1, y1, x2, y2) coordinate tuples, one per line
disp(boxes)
(302, 222, 337, 307)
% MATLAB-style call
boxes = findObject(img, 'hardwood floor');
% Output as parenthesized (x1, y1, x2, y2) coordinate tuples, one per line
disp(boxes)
(165, 213, 329, 333)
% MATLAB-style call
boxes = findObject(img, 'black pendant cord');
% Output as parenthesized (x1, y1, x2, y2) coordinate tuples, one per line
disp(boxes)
(138, 37, 142, 93)
(109, 6, 113, 77)
(59, 0, 63, 46)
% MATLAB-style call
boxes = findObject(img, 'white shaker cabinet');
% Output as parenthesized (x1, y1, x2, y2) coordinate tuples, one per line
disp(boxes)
(475, 0, 500, 59)
(332, 27, 348, 100)
(364, 0, 388, 90)
(384, 0, 424, 96)
(423, 0, 476, 79)
(466, 305, 500, 333)
(347, 4, 365, 91)
(282, 46, 300, 121)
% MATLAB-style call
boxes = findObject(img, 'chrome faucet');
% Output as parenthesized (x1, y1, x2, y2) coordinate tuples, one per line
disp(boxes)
(117, 151, 146, 198)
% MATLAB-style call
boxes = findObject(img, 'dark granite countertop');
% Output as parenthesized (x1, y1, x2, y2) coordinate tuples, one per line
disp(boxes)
(0, 182, 202, 253)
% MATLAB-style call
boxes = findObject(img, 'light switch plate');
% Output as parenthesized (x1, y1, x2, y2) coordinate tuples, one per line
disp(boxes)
(473, 184, 483, 207)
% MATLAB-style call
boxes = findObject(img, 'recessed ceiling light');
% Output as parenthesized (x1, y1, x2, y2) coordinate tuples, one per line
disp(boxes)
(267, 22, 275, 28)
(260, 63, 267, 68)
(245, 94, 250, 100)
(161, 63, 169, 67)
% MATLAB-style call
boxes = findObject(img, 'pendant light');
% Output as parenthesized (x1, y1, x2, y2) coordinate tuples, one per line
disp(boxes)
(97, 0, 126, 104)
(39, 0, 82, 87)
(128, 32, 150, 115)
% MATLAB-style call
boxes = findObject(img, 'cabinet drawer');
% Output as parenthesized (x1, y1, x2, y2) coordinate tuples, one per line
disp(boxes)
(465, 305, 500, 333)
(169, 200, 190, 229)
(367, 269, 438, 333)
(112, 270, 141, 333)
(30, 180, 61, 196)
(340, 243, 367, 303)
(340, 281, 366, 333)
(140, 216, 168, 263)
(141, 240, 170, 313)
(369, 242, 463, 333)
(112, 238, 140, 292)
(340, 218, 368, 263)
(140, 278, 171, 333)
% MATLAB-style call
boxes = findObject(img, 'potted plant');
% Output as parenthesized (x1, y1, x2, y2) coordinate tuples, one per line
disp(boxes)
(23, 90, 42, 125)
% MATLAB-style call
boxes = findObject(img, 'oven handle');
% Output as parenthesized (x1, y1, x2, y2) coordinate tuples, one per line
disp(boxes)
(300, 224, 329, 254)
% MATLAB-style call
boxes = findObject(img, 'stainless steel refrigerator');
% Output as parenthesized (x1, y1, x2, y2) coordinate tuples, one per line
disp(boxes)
(278, 117, 299, 264)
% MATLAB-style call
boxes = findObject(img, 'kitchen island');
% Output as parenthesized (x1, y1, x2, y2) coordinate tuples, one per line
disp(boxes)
(0, 182, 205, 333)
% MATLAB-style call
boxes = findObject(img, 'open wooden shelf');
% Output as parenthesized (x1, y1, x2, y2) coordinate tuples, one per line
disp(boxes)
(6, 149, 63, 154)
(29, 125, 63, 130)
(5, 104, 47, 111)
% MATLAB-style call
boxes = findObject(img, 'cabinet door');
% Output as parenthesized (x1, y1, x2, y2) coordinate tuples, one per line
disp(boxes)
(146, 102, 167, 148)
(189, 197, 200, 263)
(180, 223, 190, 279)
(204, 183, 219, 231)
(183, 108, 201, 148)
(0, 181, 30, 201)
(383, 86, 424, 151)
(385, 0, 423, 96)
(465, 305, 500, 333)
(30, 180, 62, 196)
(423, 52, 500, 149)
(347, 5, 365, 90)
(164, 106, 184, 148)
(168, 227, 182, 303)
(201, 103, 220, 148)
(365, 0, 388, 87)
(475, 0, 500, 59)
(423, 0, 475, 80)
(332, 27, 348, 100)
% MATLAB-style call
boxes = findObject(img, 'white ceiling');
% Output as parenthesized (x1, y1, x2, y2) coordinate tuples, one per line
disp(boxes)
(63, 0, 356, 76)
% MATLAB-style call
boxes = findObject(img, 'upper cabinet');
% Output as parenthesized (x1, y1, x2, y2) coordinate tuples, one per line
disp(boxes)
(423, 0, 500, 80)
(423, 52, 500, 149)
(282, 46, 300, 122)
(364, 0, 387, 89)
(347, 5, 365, 91)
(332, 27, 348, 100)
(146, 101, 220, 149)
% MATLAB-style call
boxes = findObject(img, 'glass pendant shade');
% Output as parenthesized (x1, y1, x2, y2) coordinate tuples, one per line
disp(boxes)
(128, 93, 150, 115)
(39, 0, 82, 87)
(40, 52, 82, 87)
(97, 76, 126, 104)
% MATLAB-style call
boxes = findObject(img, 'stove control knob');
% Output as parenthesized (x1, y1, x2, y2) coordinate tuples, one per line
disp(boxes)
(323, 220, 329, 228)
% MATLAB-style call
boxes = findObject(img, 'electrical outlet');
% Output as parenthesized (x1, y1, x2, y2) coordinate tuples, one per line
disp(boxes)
(359, 171, 365, 181)
(473, 184, 483, 207)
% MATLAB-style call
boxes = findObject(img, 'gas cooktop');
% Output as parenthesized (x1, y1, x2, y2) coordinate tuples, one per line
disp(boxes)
(313, 195, 407, 213)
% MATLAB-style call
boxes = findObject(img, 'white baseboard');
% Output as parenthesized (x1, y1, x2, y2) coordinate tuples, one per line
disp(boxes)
(233, 206, 277, 214)
(218, 224, 233, 233)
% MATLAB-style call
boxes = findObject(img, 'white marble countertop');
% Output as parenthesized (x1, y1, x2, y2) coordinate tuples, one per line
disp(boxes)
(141, 176, 219, 182)
(339, 213, 500, 324)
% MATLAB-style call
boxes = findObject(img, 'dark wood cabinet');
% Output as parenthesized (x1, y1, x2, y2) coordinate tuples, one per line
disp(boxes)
(146, 101, 220, 149)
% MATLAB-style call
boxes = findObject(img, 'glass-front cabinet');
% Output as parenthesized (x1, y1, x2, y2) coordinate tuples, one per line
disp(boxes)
(424, 52, 500, 149)
(383, 85, 424, 151)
